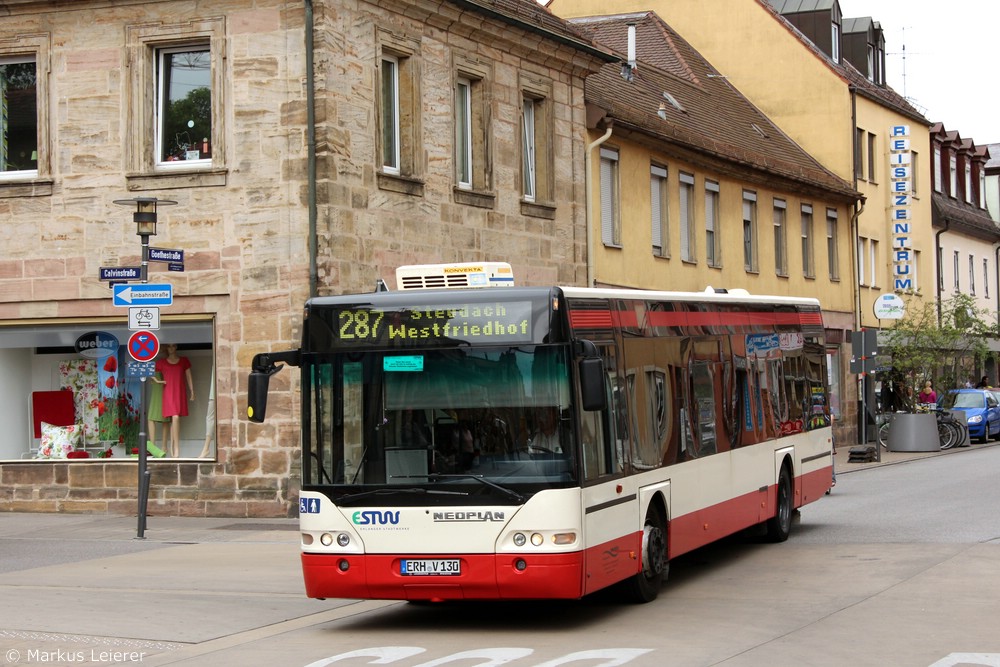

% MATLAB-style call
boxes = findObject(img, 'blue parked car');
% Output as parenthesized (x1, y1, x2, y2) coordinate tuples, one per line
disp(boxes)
(943, 389, 1000, 443)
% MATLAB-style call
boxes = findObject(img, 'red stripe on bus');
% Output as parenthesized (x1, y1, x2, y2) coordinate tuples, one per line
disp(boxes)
(572, 308, 819, 332)
(569, 311, 613, 329)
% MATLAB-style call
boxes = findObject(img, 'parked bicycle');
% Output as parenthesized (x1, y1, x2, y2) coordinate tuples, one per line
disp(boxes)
(876, 404, 967, 450)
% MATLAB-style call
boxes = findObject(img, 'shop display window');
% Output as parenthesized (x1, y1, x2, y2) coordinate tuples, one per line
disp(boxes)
(0, 318, 215, 462)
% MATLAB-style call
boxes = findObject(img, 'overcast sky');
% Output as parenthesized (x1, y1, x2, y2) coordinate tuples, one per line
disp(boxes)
(837, 0, 999, 146)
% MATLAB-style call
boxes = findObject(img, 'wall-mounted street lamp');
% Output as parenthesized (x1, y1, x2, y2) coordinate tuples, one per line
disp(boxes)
(113, 196, 177, 282)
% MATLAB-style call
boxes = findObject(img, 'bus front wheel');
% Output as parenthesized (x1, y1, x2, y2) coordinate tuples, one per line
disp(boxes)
(764, 465, 793, 543)
(623, 502, 668, 603)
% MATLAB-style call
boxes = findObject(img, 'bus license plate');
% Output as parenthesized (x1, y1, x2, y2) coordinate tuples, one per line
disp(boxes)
(400, 559, 461, 576)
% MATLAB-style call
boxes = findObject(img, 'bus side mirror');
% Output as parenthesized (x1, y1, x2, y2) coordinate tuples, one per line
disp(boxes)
(247, 371, 271, 423)
(579, 357, 606, 411)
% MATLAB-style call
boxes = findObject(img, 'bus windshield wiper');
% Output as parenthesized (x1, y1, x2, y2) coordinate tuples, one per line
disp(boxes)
(426, 474, 526, 504)
(338, 487, 468, 504)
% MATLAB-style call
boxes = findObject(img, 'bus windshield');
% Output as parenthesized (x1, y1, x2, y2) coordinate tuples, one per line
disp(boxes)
(302, 344, 577, 501)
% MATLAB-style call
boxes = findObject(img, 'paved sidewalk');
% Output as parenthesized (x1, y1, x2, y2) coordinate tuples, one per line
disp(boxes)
(834, 433, 1000, 475)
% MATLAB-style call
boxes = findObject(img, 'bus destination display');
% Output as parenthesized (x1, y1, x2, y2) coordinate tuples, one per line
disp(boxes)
(335, 301, 534, 347)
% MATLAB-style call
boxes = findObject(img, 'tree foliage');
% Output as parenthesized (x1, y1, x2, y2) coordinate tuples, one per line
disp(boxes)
(881, 293, 994, 400)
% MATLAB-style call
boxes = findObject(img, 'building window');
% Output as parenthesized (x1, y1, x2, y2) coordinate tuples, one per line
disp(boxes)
(970, 254, 976, 295)
(867, 132, 877, 182)
(980, 168, 987, 208)
(0, 55, 39, 177)
(381, 55, 400, 174)
(375, 30, 422, 192)
(600, 147, 620, 247)
(854, 128, 864, 179)
(680, 172, 695, 262)
(801, 204, 814, 278)
(858, 237, 866, 286)
(157, 47, 212, 165)
(950, 155, 958, 197)
(743, 190, 758, 272)
(953, 250, 960, 291)
(705, 180, 720, 267)
(985, 258, 990, 299)
(125, 18, 224, 184)
(912, 249, 920, 292)
(869, 239, 879, 288)
(455, 77, 472, 188)
(826, 208, 839, 280)
(521, 98, 536, 201)
(651, 164, 669, 257)
(965, 161, 972, 204)
(866, 44, 874, 81)
(773, 198, 787, 276)
(831, 20, 841, 62)
(912, 150, 919, 196)
(933, 147, 942, 193)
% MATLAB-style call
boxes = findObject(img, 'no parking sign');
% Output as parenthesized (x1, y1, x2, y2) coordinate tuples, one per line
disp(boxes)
(127, 331, 160, 362)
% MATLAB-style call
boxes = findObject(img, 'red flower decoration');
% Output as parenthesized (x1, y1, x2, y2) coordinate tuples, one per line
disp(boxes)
(105, 376, 116, 389)
(103, 357, 117, 372)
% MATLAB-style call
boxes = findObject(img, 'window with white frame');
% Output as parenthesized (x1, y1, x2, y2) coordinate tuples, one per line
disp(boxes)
(826, 208, 839, 280)
(953, 250, 960, 291)
(743, 190, 758, 272)
(600, 147, 620, 247)
(912, 150, 919, 196)
(866, 44, 874, 81)
(950, 154, 958, 197)
(705, 180, 720, 267)
(773, 198, 787, 276)
(381, 55, 401, 174)
(913, 249, 920, 292)
(867, 133, 877, 182)
(985, 258, 990, 299)
(801, 204, 814, 278)
(869, 239, 879, 287)
(854, 128, 864, 179)
(651, 164, 669, 257)
(858, 237, 866, 286)
(965, 161, 972, 203)
(831, 20, 841, 62)
(937, 247, 944, 291)
(519, 76, 553, 209)
(521, 98, 536, 202)
(126, 18, 224, 181)
(157, 46, 212, 165)
(934, 146, 942, 192)
(455, 77, 472, 188)
(980, 168, 987, 208)
(970, 254, 976, 295)
(680, 172, 695, 262)
(0, 54, 39, 176)
(376, 31, 422, 191)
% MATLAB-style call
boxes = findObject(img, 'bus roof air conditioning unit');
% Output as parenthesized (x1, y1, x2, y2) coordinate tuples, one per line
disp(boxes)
(395, 262, 515, 290)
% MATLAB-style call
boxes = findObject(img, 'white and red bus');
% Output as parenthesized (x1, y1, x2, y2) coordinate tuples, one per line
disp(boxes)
(248, 263, 833, 603)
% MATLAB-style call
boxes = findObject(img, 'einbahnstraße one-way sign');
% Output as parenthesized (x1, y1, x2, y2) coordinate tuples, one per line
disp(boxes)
(113, 283, 173, 307)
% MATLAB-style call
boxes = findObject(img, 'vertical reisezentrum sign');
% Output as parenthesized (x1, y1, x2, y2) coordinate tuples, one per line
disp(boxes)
(889, 125, 913, 290)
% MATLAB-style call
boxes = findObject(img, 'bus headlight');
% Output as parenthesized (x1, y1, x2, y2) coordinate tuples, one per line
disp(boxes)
(552, 532, 576, 545)
(320, 533, 334, 546)
(337, 533, 351, 547)
(513, 532, 526, 547)
(530, 533, 544, 546)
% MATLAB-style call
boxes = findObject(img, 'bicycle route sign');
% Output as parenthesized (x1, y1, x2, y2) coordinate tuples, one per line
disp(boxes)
(127, 331, 160, 363)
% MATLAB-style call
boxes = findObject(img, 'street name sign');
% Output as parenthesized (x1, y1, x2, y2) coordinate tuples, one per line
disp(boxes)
(113, 283, 173, 307)
(100, 267, 142, 281)
(149, 247, 184, 263)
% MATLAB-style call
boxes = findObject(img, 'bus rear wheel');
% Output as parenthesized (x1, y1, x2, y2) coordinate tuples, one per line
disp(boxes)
(622, 503, 668, 603)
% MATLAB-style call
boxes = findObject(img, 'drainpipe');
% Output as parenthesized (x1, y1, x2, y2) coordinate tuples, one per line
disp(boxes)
(305, 0, 318, 298)
(935, 221, 949, 326)
(585, 125, 612, 287)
